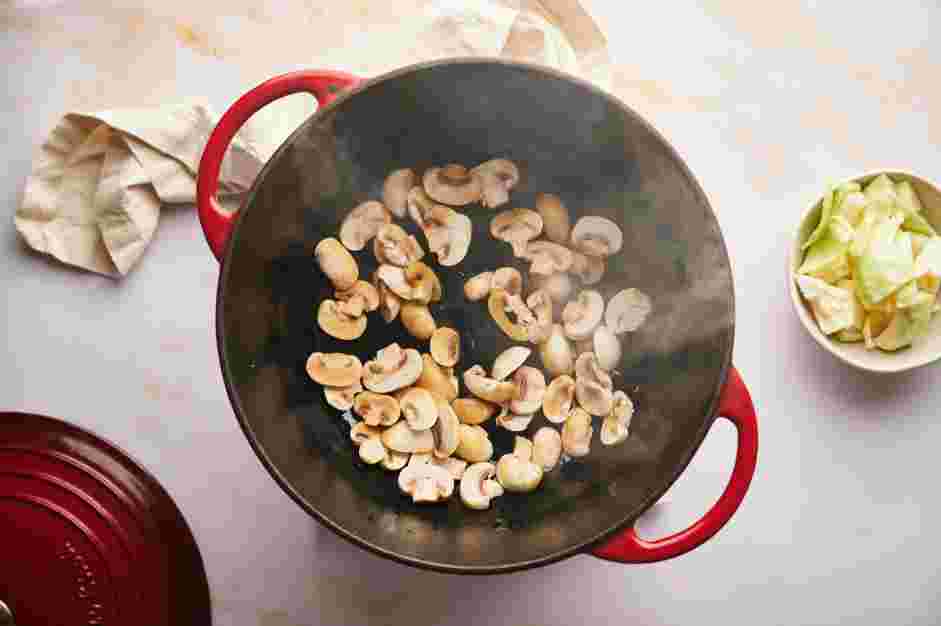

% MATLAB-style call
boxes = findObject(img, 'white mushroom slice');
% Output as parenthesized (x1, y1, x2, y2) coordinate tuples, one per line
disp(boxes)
(398, 463, 455, 503)
(490, 209, 543, 256)
(363, 345, 423, 393)
(423, 164, 482, 206)
(491, 267, 523, 296)
(574, 352, 613, 386)
(570, 216, 623, 257)
(407, 451, 432, 468)
(323, 380, 362, 411)
(606, 288, 652, 334)
(430, 327, 460, 368)
(306, 352, 363, 387)
(317, 299, 367, 341)
(350, 422, 381, 446)
(593, 324, 622, 371)
(455, 424, 493, 463)
(400, 303, 437, 340)
(497, 411, 534, 432)
(562, 408, 593, 457)
(522, 241, 574, 275)
(512, 436, 534, 462)
(562, 290, 604, 340)
(488, 288, 532, 342)
(534, 193, 571, 244)
(431, 397, 460, 458)
(570, 252, 605, 285)
(601, 391, 634, 446)
(398, 387, 438, 430)
(407, 186, 436, 228)
(373, 223, 424, 267)
(380, 450, 409, 471)
(491, 346, 531, 381)
(509, 366, 546, 415)
(542, 375, 575, 424)
(452, 397, 497, 425)
(532, 427, 563, 471)
(574, 353, 614, 416)
(463, 365, 517, 404)
(471, 159, 519, 209)
(601, 415, 629, 446)
(530, 272, 574, 304)
(375, 265, 414, 300)
(460, 462, 504, 509)
(335, 280, 380, 313)
(339, 200, 391, 251)
(495, 453, 544, 493)
(435, 208, 473, 266)
(359, 437, 387, 465)
(464, 272, 493, 302)
(574, 338, 594, 356)
(382, 421, 435, 454)
(372, 272, 403, 323)
(407, 451, 467, 479)
(314, 237, 358, 291)
(415, 354, 458, 402)
(382, 168, 417, 218)
(525, 289, 553, 344)
(353, 391, 401, 427)
(539, 324, 574, 377)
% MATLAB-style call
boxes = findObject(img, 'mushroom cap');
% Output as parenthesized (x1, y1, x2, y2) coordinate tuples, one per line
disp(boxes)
(399, 387, 439, 430)
(562, 290, 604, 340)
(336, 280, 380, 313)
(490, 208, 543, 256)
(323, 381, 362, 411)
(363, 345, 423, 393)
(542, 374, 575, 424)
(398, 462, 454, 503)
(522, 240, 574, 275)
(314, 237, 358, 291)
(539, 324, 574, 377)
(431, 396, 460, 458)
(496, 411, 534, 432)
(534, 193, 571, 244)
(463, 364, 518, 404)
(472, 159, 520, 209)
(353, 391, 401, 427)
(570, 252, 605, 285)
(317, 299, 367, 341)
(570, 216, 623, 257)
(605, 288, 652, 334)
(306, 352, 363, 387)
(400, 302, 437, 340)
(464, 272, 493, 302)
(459, 462, 504, 510)
(452, 397, 497, 425)
(423, 164, 482, 206)
(491, 267, 523, 296)
(339, 200, 391, 251)
(455, 424, 494, 463)
(509, 366, 546, 414)
(593, 324, 622, 371)
(415, 353, 459, 403)
(562, 407, 593, 457)
(495, 453, 544, 493)
(491, 346, 531, 381)
(532, 427, 563, 471)
(430, 327, 461, 368)
(382, 420, 435, 454)
(373, 223, 424, 267)
(382, 168, 417, 218)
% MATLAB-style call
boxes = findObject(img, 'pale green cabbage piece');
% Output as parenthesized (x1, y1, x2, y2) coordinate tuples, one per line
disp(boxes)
(857, 215, 914, 305)
(864, 174, 898, 215)
(874, 312, 919, 351)
(837, 191, 867, 226)
(802, 189, 835, 251)
(798, 238, 850, 283)
(895, 280, 920, 308)
(794, 274, 856, 334)
(913, 236, 941, 280)
(829, 215, 855, 244)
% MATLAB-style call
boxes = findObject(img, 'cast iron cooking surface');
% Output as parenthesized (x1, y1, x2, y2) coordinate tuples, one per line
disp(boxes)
(217, 60, 734, 572)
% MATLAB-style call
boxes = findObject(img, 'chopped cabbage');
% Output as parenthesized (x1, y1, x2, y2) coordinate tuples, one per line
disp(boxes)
(803, 189, 835, 251)
(857, 216, 913, 305)
(798, 238, 850, 283)
(794, 274, 856, 334)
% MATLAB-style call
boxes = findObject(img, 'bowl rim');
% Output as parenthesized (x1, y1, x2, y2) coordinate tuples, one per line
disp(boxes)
(789, 169, 941, 373)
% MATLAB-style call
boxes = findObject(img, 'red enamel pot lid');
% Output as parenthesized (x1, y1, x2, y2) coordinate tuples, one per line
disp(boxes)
(0, 413, 211, 626)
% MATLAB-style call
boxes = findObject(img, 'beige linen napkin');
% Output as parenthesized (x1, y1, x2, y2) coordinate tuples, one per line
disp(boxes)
(16, 0, 609, 277)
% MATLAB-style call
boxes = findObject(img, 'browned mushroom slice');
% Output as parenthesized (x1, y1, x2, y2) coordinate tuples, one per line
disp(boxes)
(339, 200, 391, 251)
(382, 169, 417, 218)
(471, 159, 520, 209)
(490, 209, 543, 256)
(423, 164, 482, 206)
(534, 193, 571, 244)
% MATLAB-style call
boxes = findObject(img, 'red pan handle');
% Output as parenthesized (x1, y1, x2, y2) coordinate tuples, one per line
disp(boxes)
(196, 70, 362, 260)
(592, 366, 758, 563)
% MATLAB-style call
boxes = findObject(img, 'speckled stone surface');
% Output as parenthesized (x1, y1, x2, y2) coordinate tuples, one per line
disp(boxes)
(2, 1, 940, 625)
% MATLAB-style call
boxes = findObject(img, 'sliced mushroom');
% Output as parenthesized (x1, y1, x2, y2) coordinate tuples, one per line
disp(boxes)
(382, 420, 435, 454)
(306, 352, 363, 387)
(570, 252, 605, 285)
(317, 299, 367, 340)
(375, 265, 413, 300)
(491, 267, 523, 296)
(430, 327, 460, 368)
(380, 450, 410, 471)
(373, 223, 424, 267)
(314, 237, 358, 291)
(530, 272, 574, 304)
(407, 451, 467, 480)
(562, 290, 604, 340)
(562, 407, 593, 457)
(593, 324, 622, 371)
(606, 288, 652, 334)
(574, 338, 594, 356)
(423, 164, 482, 206)
(373, 272, 403, 322)
(601, 391, 634, 446)
(339, 200, 391, 251)
(509, 366, 546, 415)
(399, 387, 438, 430)
(400, 303, 437, 340)
(534, 193, 571, 244)
(512, 436, 534, 461)
(336, 280, 380, 314)
(452, 397, 497, 425)
(431, 396, 460, 458)
(455, 424, 494, 463)
(350, 422, 381, 446)
(353, 391, 401, 427)
(464, 272, 493, 302)
(525, 289, 553, 344)
(363, 344, 423, 393)
(403, 261, 440, 304)
(323, 380, 362, 411)
(574, 353, 614, 417)
(407, 186, 437, 227)
(415, 353, 459, 403)
(539, 324, 574, 376)
(495, 453, 543, 493)
(463, 365, 517, 404)
(496, 411, 534, 432)
(359, 437, 387, 464)
(522, 241, 574, 275)
(398, 462, 454, 503)
(570, 216, 623, 257)
(490, 209, 543, 256)
(382, 168, 417, 218)
(488, 288, 530, 342)
(492, 346, 531, 381)
(426, 205, 473, 266)
(471, 159, 519, 209)
(460, 462, 504, 509)
(600, 415, 628, 446)
(532, 427, 563, 471)
(542, 375, 575, 424)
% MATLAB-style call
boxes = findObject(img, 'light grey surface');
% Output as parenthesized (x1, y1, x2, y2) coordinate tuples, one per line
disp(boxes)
(2, 1, 941, 625)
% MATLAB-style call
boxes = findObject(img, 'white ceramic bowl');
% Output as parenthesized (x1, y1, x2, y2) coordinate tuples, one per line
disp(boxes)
(789, 170, 941, 373)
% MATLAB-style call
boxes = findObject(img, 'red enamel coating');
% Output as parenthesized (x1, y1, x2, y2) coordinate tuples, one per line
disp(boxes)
(196, 70, 362, 260)
(592, 366, 759, 563)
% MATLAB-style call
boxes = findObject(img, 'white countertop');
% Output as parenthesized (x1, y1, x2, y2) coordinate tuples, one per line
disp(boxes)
(3, 1, 940, 625)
